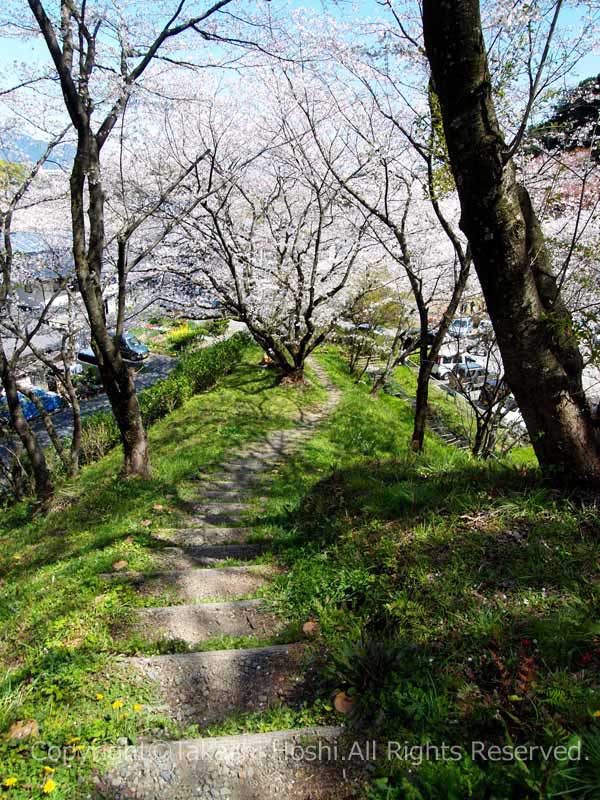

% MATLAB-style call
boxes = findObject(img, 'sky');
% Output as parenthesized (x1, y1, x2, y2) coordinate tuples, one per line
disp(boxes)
(0, 2, 598, 93)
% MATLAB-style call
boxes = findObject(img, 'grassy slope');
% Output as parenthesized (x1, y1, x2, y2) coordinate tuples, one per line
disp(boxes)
(1, 346, 598, 799)
(258, 350, 600, 799)
(0, 349, 325, 798)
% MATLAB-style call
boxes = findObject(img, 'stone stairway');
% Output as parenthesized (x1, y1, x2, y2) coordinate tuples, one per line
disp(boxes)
(383, 378, 471, 451)
(98, 362, 364, 799)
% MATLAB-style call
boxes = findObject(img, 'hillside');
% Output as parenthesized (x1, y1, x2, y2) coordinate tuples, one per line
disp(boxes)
(1, 347, 599, 799)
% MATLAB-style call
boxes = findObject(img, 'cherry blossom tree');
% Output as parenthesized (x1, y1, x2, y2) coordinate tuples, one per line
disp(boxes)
(160, 80, 376, 380)
(23, 0, 278, 477)
(0, 132, 70, 503)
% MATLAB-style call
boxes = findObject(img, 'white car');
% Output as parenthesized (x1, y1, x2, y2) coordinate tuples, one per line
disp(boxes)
(447, 317, 473, 339)
(432, 351, 485, 382)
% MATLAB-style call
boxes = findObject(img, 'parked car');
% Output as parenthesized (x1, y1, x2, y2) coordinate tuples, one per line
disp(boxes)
(78, 332, 149, 366)
(17, 300, 43, 315)
(478, 376, 511, 407)
(0, 388, 64, 422)
(400, 327, 438, 351)
(447, 317, 473, 339)
(432, 351, 485, 382)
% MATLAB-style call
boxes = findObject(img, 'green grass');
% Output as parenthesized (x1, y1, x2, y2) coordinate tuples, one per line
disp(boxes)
(250, 348, 600, 799)
(396, 360, 538, 467)
(0, 348, 325, 798)
(2, 345, 598, 799)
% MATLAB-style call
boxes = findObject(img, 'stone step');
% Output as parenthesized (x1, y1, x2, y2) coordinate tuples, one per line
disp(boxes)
(188, 501, 257, 514)
(217, 462, 283, 475)
(102, 566, 275, 602)
(198, 472, 260, 495)
(122, 644, 307, 724)
(130, 600, 282, 645)
(187, 509, 253, 527)
(153, 527, 255, 546)
(197, 490, 269, 500)
(99, 726, 363, 799)
(151, 544, 269, 569)
(199, 472, 263, 488)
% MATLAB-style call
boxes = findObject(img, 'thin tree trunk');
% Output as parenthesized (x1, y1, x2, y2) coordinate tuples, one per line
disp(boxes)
(70, 139, 150, 478)
(69, 391, 82, 477)
(20, 387, 69, 470)
(412, 360, 434, 451)
(0, 348, 53, 504)
(422, 0, 600, 482)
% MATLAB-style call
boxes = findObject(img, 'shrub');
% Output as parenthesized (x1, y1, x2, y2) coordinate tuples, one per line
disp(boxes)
(79, 333, 250, 465)
(200, 318, 229, 337)
(166, 322, 205, 352)
(80, 410, 120, 463)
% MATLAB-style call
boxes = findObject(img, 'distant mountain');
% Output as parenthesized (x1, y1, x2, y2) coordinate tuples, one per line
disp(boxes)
(0, 133, 75, 170)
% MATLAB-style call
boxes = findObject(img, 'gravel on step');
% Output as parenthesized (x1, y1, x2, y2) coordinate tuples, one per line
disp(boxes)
(149, 544, 269, 569)
(101, 566, 276, 602)
(152, 527, 255, 546)
(130, 599, 282, 645)
(98, 726, 365, 800)
(121, 643, 308, 724)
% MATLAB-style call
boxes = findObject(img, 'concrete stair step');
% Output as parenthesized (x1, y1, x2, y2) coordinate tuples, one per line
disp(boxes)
(153, 527, 255, 546)
(197, 490, 269, 500)
(221, 457, 282, 468)
(130, 600, 281, 645)
(151, 544, 269, 568)
(188, 511, 252, 527)
(101, 566, 275, 602)
(199, 472, 263, 487)
(198, 482, 262, 496)
(121, 643, 307, 724)
(188, 501, 257, 514)
(99, 726, 363, 799)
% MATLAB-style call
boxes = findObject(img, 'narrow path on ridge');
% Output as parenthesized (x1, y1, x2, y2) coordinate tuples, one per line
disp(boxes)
(98, 359, 365, 800)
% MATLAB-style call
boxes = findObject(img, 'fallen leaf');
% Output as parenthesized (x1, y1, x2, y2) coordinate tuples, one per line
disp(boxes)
(302, 620, 321, 637)
(8, 719, 39, 739)
(112, 560, 128, 572)
(334, 691, 356, 715)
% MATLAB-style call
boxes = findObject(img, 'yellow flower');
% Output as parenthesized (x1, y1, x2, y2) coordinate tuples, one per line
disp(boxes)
(111, 699, 124, 710)
(42, 778, 57, 794)
(133, 703, 143, 712)
(594, 710, 600, 718)
(3, 776, 18, 787)
(95, 693, 104, 701)
(72, 745, 84, 753)
(67, 736, 80, 744)
(43, 766, 55, 774)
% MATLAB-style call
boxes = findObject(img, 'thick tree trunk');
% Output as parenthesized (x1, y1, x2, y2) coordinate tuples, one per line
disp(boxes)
(422, 0, 600, 482)
(0, 349, 53, 504)
(96, 355, 150, 478)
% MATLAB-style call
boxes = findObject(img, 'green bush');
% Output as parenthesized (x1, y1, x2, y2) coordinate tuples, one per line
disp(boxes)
(80, 410, 120, 463)
(166, 322, 205, 352)
(200, 318, 229, 337)
(79, 332, 249, 465)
